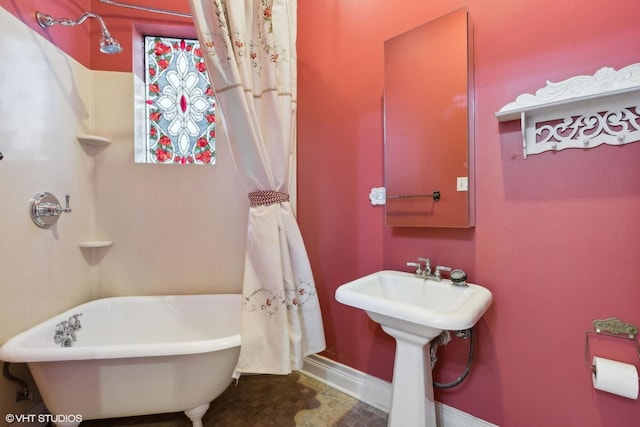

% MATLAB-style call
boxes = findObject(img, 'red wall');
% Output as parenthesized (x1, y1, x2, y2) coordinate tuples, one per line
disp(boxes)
(297, 0, 640, 426)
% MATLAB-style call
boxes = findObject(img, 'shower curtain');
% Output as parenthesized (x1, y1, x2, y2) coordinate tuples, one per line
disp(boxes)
(188, 0, 326, 377)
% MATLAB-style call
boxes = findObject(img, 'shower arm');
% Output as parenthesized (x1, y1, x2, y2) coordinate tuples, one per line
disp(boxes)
(36, 11, 123, 54)
(37, 12, 113, 38)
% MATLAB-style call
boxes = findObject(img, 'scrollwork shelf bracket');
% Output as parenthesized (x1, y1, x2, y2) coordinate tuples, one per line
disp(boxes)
(496, 63, 640, 159)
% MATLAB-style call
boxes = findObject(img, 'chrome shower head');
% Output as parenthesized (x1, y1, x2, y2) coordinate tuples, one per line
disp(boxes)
(99, 35, 122, 54)
(36, 12, 123, 54)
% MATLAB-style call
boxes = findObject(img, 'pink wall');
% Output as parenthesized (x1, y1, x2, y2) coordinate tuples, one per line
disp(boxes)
(297, 0, 640, 426)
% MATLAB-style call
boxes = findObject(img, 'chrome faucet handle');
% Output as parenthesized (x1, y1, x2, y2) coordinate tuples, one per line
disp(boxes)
(55, 320, 68, 332)
(62, 194, 72, 214)
(434, 265, 452, 279)
(407, 262, 423, 275)
(67, 313, 82, 331)
(417, 257, 431, 274)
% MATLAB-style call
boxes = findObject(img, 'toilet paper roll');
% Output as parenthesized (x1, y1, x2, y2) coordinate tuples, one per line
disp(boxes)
(592, 356, 639, 400)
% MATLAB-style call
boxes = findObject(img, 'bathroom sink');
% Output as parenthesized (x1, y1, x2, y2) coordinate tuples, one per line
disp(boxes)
(335, 270, 492, 427)
(335, 270, 493, 338)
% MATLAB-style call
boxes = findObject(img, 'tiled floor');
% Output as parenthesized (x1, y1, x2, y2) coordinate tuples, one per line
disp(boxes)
(80, 372, 388, 426)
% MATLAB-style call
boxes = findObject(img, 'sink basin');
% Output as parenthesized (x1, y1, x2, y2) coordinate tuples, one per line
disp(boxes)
(335, 270, 492, 427)
(335, 270, 492, 337)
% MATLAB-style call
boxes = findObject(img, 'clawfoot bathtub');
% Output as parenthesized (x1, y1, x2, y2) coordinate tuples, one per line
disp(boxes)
(0, 294, 241, 427)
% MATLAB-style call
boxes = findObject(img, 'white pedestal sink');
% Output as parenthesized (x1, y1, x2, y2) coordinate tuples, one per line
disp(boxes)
(335, 270, 492, 427)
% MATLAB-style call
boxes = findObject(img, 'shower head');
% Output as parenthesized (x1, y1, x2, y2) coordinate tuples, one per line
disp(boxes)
(36, 12, 123, 54)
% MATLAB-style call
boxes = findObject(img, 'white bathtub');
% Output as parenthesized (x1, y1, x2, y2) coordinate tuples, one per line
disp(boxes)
(0, 294, 242, 427)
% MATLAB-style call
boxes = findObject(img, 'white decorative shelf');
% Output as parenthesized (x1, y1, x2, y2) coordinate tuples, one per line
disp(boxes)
(79, 240, 114, 248)
(495, 63, 640, 158)
(76, 134, 111, 146)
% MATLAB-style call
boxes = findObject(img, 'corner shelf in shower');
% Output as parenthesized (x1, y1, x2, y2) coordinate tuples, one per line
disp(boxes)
(76, 134, 111, 146)
(495, 62, 640, 159)
(79, 240, 114, 248)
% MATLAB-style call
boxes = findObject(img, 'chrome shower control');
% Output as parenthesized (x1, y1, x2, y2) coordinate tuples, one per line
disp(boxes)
(30, 192, 72, 228)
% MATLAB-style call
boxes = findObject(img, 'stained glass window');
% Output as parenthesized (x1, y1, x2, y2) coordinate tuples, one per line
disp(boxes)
(143, 36, 215, 164)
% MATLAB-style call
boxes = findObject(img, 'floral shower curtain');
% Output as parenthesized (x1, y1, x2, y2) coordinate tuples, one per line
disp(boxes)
(188, 0, 326, 377)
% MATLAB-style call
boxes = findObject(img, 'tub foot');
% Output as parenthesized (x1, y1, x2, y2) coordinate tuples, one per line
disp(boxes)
(184, 402, 210, 427)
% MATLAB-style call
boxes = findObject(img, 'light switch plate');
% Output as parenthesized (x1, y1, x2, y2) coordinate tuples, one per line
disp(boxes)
(457, 177, 468, 192)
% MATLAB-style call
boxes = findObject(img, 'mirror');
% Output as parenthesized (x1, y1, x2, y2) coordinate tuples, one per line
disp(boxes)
(384, 8, 474, 227)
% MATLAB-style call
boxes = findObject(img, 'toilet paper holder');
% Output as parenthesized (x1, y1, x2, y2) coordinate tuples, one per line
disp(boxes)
(584, 317, 640, 373)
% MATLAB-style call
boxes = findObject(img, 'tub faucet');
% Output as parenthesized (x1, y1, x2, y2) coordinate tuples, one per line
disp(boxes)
(53, 313, 82, 347)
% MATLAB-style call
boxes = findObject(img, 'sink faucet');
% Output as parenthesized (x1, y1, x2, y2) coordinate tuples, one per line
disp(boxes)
(418, 257, 432, 275)
(406, 258, 452, 281)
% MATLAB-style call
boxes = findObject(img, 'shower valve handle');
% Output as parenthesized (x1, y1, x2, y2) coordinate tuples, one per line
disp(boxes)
(30, 192, 72, 228)
(62, 194, 72, 213)
(46, 194, 72, 215)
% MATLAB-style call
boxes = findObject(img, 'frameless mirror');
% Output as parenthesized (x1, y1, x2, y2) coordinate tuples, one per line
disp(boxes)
(384, 7, 474, 227)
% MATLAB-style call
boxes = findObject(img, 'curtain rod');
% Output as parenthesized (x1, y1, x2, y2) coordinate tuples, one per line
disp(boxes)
(98, 0, 192, 19)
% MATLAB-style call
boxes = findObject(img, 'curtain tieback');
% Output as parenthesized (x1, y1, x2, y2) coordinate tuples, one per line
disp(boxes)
(248, 190, 290, 207)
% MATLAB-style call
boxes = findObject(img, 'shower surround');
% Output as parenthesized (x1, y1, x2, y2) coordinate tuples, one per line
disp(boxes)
(0, 3, 246, 418)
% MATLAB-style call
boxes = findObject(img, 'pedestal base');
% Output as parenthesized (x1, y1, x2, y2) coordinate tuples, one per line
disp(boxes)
(382, 325, 438, 427)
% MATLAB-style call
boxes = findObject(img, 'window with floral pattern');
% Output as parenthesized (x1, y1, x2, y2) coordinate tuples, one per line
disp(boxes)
(141, 36, 215, 164)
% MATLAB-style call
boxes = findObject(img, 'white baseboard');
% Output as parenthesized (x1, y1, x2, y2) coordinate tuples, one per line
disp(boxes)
(302, 353, 392, 412)
(301, 354, 497, 427)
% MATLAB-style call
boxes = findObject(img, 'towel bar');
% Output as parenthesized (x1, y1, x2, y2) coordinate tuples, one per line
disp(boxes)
(386, 191, 441, 201)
